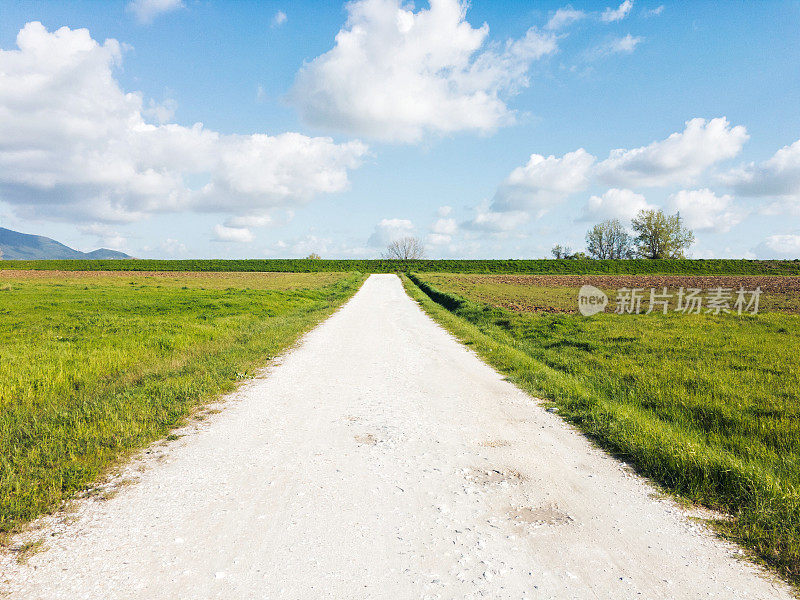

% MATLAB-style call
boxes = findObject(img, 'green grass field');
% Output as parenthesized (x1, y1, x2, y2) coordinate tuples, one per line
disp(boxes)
(405, 272, 800, 586)
(0, 270, 365, 536)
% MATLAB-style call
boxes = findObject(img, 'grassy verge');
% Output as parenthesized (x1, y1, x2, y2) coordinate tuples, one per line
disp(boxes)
(403, 273, 800, 588)
(0, 270, 365, 534)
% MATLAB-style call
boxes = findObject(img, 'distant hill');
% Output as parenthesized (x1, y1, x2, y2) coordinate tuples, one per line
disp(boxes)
(0, 227, 132, 260)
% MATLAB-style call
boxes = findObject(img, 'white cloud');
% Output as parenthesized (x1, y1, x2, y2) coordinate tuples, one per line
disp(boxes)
(427, 215, 458, 245)
(546, 6, 586, 30)
(266, 234, 374, 258)
(367, 218, 415, 246)
(644, 5, 664, 17)
(464, 204, 529, 232)
(0, 23, 367, 225)
(426, 233, 450, 246)
(159, 238, 188, 255)
(601, 34, 642, 55)
(726, 138, 800, 211)
(127, 0, 184, 24)
(492, 149, 596, 212)
(579, 188, 654, 222)
(272, 11, 288, 27)
(289, 0, 557, 143)
(754, 234, 800, 259)
(596, 117, 748, 188)
(437, 205, 453, 217)
(271, 234, 328, 256)
(601, 0, 633, 22)
(143, 97, 177, 124)
(666, 188, 744, 233)
(225, 214, 273, 228)
(483, 117, 749, 234)
(432, 217, 457, 235)
(79, 223, 128, 250)
(213, 224, 254, 243)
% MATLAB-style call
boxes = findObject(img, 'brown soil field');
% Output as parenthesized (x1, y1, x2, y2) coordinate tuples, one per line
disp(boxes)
(422, 273, 800, 314)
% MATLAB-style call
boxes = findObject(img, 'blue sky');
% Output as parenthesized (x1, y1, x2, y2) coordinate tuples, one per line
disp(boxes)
(0, 0, 798, 259)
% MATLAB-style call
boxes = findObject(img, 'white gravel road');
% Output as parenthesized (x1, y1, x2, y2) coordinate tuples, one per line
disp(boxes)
(1, 274, 793, 599)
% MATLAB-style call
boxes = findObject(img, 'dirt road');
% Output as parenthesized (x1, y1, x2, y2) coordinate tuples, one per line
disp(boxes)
(1, 274, 792, 599)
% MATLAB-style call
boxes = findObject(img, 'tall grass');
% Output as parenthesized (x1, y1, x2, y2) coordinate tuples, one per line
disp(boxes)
(406, 273, 800, 587)
(0, 271, 365, 533)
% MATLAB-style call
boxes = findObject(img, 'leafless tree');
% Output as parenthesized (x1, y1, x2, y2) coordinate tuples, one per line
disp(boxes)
(382, 236, 425, 260)
(551, 244, 572, 259)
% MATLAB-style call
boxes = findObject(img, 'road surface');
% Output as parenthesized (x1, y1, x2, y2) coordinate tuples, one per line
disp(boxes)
(1, 274, 792, 599)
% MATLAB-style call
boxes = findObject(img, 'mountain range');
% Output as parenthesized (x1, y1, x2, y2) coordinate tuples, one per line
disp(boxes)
(0, 227, 132, 260)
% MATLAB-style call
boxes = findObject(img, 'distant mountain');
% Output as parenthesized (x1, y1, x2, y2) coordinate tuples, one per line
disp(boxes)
(0, 227, 133, 260)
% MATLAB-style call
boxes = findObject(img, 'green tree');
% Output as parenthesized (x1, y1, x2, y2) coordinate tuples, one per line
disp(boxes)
(585, 219, 634, 259)
(631, 209, 695, 259)
(305, 252, 322, 259)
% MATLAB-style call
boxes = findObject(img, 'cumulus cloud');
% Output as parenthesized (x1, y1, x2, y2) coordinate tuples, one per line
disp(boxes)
(492, 149, 595, 212)
(480, 117, 748, 233)
(579, 188, 654, 222)
(0, 23, 367, 225)
(601, 0, 633, 22)
(666, 189, 744, 233)
(367, 218, 415, 246)
(225, 214, 273, 228)
(143, 97, 177, 124)
(546, 6, 586, 30)
(427, 215, 458, 245)
(596, 117, 748, 188)
(426, 233, 451, 246)
(267, 234, 375, 258)
(289, 0, 557, 143)
(127, 0, 184, 24)
(726, 138, 800, 211)
(213, 224, 254, 243)
(754, 234, 800, 259)
(464, 204, 529, 233)
(431, 217, 457, 235)
(598, 34, 642, 56)
(79, 223, 128, 250)
(159, 238, 188, 255)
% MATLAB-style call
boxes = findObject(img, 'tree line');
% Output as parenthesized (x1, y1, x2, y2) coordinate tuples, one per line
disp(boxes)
(553, 209, 695, 260)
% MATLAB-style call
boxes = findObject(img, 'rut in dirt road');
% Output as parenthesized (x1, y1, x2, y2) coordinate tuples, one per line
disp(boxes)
(1, 274, 792, 599)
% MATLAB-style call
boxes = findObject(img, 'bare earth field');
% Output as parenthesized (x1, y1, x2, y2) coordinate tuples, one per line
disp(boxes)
(420, 273, 800, 313)
(1, 274, 792, 599)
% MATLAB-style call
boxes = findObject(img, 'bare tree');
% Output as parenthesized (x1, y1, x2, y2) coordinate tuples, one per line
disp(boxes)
(551, 244, 572, 259)
(382, 236, 425, 260)
(585, 219, 634, 259)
